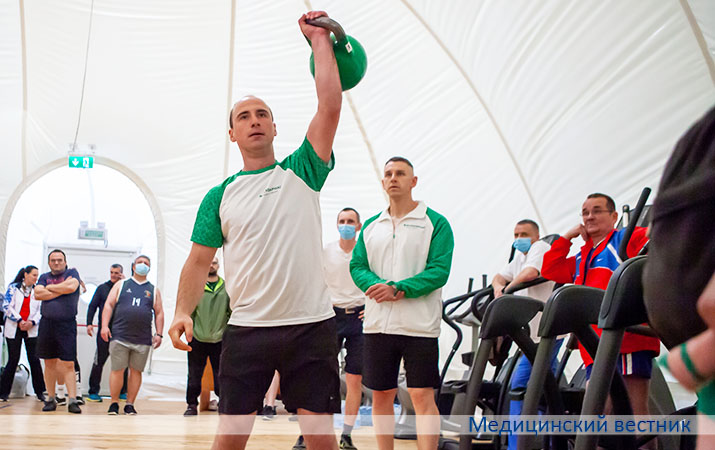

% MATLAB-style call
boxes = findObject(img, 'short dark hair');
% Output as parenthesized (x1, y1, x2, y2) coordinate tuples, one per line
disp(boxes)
(516, 219, 539, 233)
(135, 255, 151, 264)
(338, 207, 360, 223)
(384, 156, 413, 168)
(48, 249, 66, 262)
(12, 265, 38, 285)
(111, 263, 123, 272)
(228, 99, 274, 129)
(587, 193, 616, 212)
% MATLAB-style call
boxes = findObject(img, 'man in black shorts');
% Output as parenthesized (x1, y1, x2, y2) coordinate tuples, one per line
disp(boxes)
(350, 157, 454, 450)
(34, 249, 83, 414)
(168, 10, 343, 450)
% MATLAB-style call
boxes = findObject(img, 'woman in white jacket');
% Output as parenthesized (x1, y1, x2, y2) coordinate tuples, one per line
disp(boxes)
(0, 265, 46, 401)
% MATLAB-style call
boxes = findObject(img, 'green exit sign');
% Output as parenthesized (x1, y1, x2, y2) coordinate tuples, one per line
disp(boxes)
(69, 155, 94, 169)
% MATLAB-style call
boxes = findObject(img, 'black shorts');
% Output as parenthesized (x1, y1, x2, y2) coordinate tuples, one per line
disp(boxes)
(219, 318, 341, 415)
(334, 306, 364, 375)
(362, 333, 440, 391)
(37, 318, 77, 362)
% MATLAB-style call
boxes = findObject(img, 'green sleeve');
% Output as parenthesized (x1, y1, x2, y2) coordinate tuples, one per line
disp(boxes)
(278, 136, 334, 192)
(349, 215, 385, 291)
(394, 209, 454, 298)
(190, 183, 227, 248)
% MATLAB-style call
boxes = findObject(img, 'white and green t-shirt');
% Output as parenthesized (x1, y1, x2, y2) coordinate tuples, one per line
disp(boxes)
(191, 137, 335, 327)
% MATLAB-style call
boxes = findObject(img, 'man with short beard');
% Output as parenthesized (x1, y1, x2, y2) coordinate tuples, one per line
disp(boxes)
(183, 257, 230, 416)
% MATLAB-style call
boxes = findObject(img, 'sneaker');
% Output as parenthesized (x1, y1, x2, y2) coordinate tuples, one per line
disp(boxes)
(119, 393, 128, 401)
(261, 405, 276, 421)
(340, 434, 357, 450)
(55, 396, 67, 406)
(87, 394, 102, 402)
(184, 405, 198, 416)
(0, 398, 8, 402)
(124, 404, 137, 415)
(288, 413, 299, 422)
(107, 402, 119, 415)
(68, 402, 82, 414)
(36, 393, 46, 402)
(208, 399, 218, 411)
(42, 399, 57, 412)
(292, 435, 306, 450)
(75, 396, 85, 406)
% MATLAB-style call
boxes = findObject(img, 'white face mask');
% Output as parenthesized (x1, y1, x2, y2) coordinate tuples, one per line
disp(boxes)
(135, 262, 150, 276)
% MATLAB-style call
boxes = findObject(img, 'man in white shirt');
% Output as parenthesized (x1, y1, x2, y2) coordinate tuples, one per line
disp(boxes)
(168, 10, 343, 450)
(322, 207, 364, 450)
(490, 219, 557, 450)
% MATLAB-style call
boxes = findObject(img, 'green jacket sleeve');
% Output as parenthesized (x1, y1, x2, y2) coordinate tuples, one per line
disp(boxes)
(349, 222, 386, 292)
(394, 209, 454, 298)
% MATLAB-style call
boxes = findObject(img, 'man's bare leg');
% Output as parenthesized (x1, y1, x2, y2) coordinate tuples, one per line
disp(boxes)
(372, 388, 397, 450)
(43, 359, 58, 398)
(298, 408, 338, 450)
(212, 413, 256, 450)
(60, 360, 77, 398)
(109, 370, 124, 402)
(127, 368, 142, 404)
(408, 387, 440, 450)
(344, 373, 362, 428)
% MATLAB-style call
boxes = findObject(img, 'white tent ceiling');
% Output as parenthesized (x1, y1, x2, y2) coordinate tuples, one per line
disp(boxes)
(1, 0, 714, 365)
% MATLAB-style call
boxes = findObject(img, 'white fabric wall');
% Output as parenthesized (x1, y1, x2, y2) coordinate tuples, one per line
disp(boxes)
(1, 0, 714, 370)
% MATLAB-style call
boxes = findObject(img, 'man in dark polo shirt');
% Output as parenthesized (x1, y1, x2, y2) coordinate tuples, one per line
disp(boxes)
(34, 249, 83, 414)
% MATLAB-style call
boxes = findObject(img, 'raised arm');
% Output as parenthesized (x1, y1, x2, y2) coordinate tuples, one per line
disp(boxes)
(152, 288, 164, 349)
(300, 11, 342, 163)
(168, 243, 217, 351)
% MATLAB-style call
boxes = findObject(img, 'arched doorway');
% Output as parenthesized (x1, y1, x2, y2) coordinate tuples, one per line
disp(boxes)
(0, 160, 165, 394)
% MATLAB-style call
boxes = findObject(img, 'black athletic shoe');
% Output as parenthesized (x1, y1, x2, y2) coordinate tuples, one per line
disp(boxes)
(261, 405, 276, 421)
(340, 434, 357, 450)
(183, 405, 198, 416)
(292, 435, 306, 450)
(124, 404, 137, 415)
(68, 402, 82, 414)
(107, 402, 119, 415)
(42, 399, 57, 412)
(55, 396, 67, 406)
(75, 396, 85, 406)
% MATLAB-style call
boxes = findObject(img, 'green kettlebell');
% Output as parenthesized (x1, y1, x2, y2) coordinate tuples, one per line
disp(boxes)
(306, 17, 367, 91)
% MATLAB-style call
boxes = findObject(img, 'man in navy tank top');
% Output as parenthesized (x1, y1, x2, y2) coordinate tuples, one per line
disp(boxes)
(100, 255, 164, 415)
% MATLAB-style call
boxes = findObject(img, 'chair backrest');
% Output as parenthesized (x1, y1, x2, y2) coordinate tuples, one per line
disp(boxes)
(597, 255, 648, 330)
(537, 285, 604, 338)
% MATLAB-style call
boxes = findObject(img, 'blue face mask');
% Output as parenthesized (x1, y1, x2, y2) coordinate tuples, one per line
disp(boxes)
(135, 262, 150, 276)
(513, 237, 532, 254)
(338, 224, 357, 240)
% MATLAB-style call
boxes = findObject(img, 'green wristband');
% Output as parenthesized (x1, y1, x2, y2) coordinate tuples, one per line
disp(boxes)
(680, 343, 707, 384)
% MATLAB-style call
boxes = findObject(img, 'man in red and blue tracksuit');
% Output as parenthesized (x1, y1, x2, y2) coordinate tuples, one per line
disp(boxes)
(541, 193, 660, 420)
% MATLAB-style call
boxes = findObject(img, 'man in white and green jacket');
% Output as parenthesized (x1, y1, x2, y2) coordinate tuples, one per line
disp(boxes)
(350, 156, 454, 450)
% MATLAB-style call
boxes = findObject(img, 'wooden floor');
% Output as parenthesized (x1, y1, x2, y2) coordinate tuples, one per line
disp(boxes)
(0, 396, 418, 449)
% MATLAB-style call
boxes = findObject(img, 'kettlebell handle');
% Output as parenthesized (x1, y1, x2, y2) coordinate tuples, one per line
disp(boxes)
(305, 17, 347, 44)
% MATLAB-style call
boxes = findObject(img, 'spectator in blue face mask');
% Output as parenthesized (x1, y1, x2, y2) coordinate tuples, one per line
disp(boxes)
(489, 219, 560, 450)
(316, 207, 364, 449)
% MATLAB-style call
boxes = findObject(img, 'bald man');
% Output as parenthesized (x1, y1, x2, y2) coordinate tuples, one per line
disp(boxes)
(169, 10, 343, 450)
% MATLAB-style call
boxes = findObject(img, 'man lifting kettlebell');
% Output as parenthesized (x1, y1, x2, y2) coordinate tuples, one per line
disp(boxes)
(170, 11, 366, 450)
